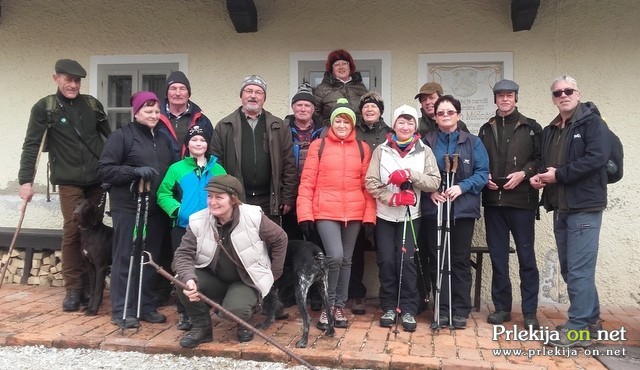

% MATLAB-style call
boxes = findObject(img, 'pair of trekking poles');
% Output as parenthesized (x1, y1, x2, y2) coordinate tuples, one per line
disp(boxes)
(121, 179, 151, 328)
(431, 153, 459, 330)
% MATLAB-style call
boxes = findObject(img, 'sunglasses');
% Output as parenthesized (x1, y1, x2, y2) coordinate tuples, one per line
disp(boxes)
(552, 88, 577, 98)
(436, 109, 457, 117)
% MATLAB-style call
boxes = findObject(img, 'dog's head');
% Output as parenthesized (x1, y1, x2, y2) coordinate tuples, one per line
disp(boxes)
(73, 199, 104, 229)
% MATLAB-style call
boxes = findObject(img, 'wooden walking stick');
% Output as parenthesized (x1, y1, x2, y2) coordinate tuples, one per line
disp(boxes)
(0, 129, 49, 288)
(142, 251, 318, 370)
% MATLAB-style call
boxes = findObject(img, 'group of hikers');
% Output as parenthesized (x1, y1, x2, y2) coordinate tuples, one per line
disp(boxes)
(17, 49, 611, 350)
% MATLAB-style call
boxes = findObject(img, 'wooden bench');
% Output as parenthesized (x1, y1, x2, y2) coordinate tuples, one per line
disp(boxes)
(0, 227, 63, 284)
(470, 246, 515, 312)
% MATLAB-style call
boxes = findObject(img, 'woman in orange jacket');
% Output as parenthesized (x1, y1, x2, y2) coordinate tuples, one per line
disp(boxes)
(297, 98, 376, 330)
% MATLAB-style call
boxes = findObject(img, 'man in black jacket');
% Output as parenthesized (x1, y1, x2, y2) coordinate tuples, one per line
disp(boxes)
(18, 59, 111, 312)
(478, 79, 542, 329)
(530, 75, 610, 348)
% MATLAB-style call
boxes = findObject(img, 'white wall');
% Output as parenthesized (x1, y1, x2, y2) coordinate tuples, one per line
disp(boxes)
(0, 0, 638, 307)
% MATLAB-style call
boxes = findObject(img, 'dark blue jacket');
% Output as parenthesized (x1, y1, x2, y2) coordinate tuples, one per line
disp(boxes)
(421, 129, 489, 219)
(540, 102, 610, 212)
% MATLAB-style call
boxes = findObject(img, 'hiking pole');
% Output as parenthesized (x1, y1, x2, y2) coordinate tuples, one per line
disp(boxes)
(431, 154, 448, 330)
(393, 211, 409, 338)
(0, 128, 48, 289)
(136, 180, 151, 320)
(142, 251, 318, 370)
(122, 179, 145, 330)
(406, 206, 428, 310)
(445, 154, 459, 329)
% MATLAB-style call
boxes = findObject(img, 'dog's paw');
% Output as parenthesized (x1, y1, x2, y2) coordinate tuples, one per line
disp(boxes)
(325, 327, 336, 337)
(84, 309, 98, 316)
(295, 338, 308, 348)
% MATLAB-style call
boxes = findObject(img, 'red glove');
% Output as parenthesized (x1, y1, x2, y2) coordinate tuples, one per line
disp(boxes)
(389, 190, 416, 207)
(387, 169, 411, 186)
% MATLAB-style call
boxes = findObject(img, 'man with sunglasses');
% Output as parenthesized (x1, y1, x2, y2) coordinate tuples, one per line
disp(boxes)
(530, 75, 611, 348)
(478, 79, 543, 330)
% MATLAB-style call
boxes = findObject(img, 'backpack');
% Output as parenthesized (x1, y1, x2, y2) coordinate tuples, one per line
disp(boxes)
(44, 94, 108, 156)
(585, 101, 623, 184)
(317, 137, 364, 163)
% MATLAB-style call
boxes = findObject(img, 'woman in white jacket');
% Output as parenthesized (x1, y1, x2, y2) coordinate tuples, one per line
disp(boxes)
(365, 105, 441, 331)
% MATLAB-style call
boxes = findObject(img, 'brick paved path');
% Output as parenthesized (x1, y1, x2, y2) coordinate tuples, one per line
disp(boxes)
(0, 285, 637, 369)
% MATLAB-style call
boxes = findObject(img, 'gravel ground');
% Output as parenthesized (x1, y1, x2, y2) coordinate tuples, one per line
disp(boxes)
(0, 345, 351, 370)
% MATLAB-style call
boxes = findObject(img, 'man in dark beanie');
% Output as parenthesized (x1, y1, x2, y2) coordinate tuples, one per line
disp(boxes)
(281, 82, 323, 241)
(18, 59, 111, 312)
(158, 70, 214, 159)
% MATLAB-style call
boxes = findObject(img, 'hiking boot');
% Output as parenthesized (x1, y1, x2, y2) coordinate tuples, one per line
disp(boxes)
(237, 326, 254, 343)
(111, 316, 140, 329)
(333, 306, 348, 328)
(402, 313, 417, 332)
(556, 319, 603, 337)
(177, 312, 192, 331)
(452, 315, 467, 329)
(180, 326, 213, 348)
(487, 310, 511, 324)
(524, 313, 540, 329)
(317, 309, 329, 330)
(548, 327, 592, 348)
(140, 310, 167, 324)
(62, 289, 82, 312)
(434, 315, 449, 328)
(379, 310, 396, 328)
(351, 298, 366, 315)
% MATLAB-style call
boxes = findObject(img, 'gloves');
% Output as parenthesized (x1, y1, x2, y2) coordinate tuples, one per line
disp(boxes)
(387, 169, 411, 186)
(300, 221, 315, 239)
(389, 190, 417, 207)
(134, 166, 159, 180)
(363, 222, 375, 239)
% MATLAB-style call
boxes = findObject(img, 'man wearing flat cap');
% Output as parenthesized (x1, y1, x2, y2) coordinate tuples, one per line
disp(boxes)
(415, 82, 469, 137)
(18, 59, 111, 312)
(478, 79, 543, 330)
(211, 75, 297, 224)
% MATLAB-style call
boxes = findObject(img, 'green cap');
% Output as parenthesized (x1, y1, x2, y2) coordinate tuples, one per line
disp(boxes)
(330, 98, 356, 125)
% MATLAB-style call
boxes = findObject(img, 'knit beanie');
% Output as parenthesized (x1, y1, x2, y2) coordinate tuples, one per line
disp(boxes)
(330, 98, 356, 125)
(130, 91, 160, 115)
(240, 75, 267, 97)
(165, 71, 191, 97)
(183, 125, 211, 153)
(392, 105, 419, 128)
(206, 174, 244, 198)
(359, 91, 384, 114)
(291, 82, 316, 105)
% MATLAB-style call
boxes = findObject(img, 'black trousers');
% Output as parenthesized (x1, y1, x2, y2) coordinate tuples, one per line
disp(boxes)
(375, 217, 420, 315)
(424, 216, 474, 318)
(484, 206, 539, 314)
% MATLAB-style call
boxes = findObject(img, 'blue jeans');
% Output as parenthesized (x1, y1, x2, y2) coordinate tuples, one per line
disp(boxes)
(553, 210, 602, 330)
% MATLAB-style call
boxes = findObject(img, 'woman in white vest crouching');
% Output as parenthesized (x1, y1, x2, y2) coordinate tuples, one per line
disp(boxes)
(173, 174, 287, 348)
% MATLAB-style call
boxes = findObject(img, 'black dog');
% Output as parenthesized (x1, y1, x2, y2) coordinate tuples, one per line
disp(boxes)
(73, 198, 113, 316)
(258, 239, 335, 348)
